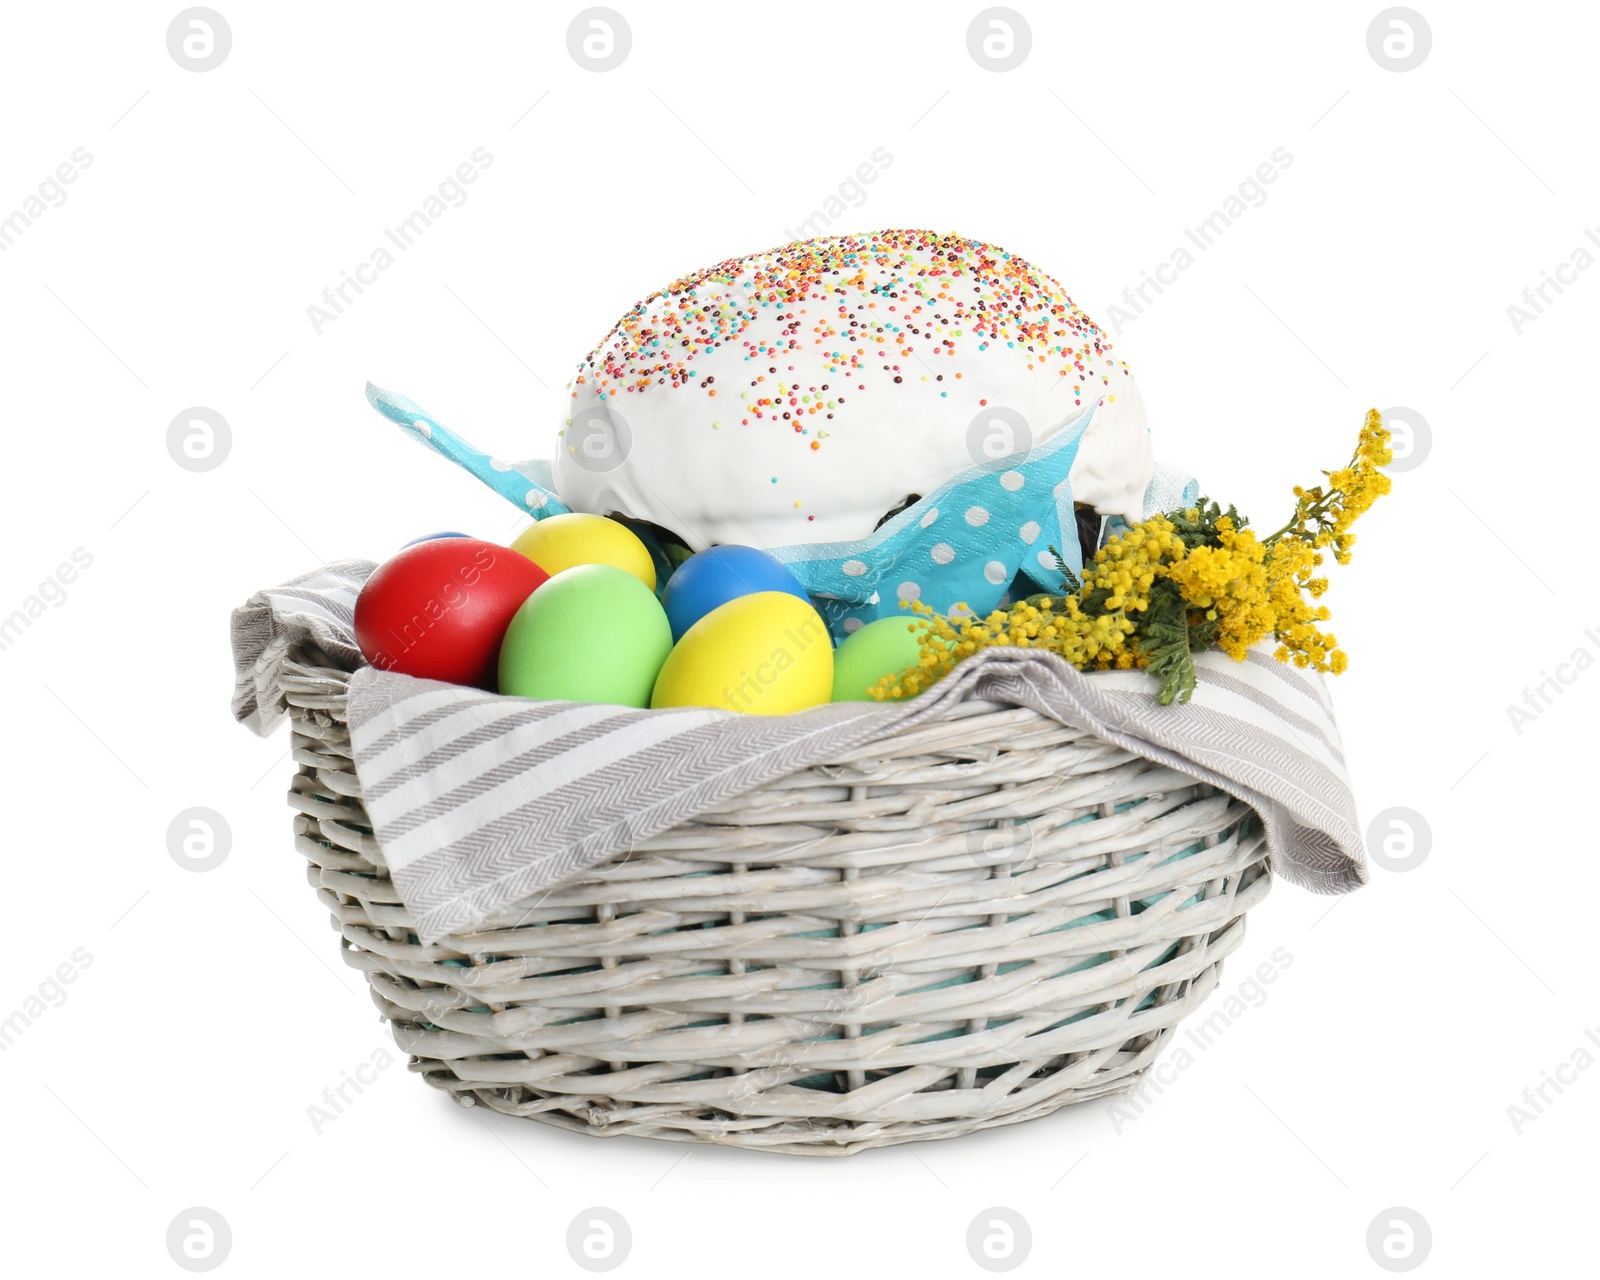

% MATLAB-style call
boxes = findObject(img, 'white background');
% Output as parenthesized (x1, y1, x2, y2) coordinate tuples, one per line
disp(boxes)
(2, 1, 1595, 1275)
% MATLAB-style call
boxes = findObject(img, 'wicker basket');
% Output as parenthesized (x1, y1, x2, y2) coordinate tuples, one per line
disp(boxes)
(280, 644, 1271, 1156)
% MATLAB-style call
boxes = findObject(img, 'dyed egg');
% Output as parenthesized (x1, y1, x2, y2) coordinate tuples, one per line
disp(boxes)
(831, 616, 928, 702)
(499, 564, 672, 707)
(651, 592, 833, 715)
(354, 538, 548, 689)
(661, 544, 812, 641)
(401, 531, 472, 547)
(511, 513, 656, 590)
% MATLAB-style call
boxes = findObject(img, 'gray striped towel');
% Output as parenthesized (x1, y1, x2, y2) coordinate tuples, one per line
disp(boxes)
(232, 561, 1367, 943)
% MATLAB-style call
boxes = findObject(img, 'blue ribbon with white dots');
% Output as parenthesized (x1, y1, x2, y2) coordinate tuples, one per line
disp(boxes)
(366, 383, 571, 516)
(766, 409, 1095, 637)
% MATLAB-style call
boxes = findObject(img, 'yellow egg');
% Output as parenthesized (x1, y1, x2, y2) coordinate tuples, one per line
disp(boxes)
(651, 592, 834, 714)
(511, 513, 656, 590)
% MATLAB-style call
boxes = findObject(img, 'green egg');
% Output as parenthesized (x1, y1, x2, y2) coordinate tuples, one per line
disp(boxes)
(498, 564, 673, 707)
(830, 615, 928, 702)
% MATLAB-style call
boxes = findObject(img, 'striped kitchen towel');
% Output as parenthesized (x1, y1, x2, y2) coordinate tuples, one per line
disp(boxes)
(230, 559, 368, 735)
(232, 562, 1367, 943)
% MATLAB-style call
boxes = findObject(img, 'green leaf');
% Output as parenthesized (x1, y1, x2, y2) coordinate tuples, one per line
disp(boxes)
(1139, 578, 1198, 705)
(1046, 543, 1083, 594)
(1163, 496, 1248, 554)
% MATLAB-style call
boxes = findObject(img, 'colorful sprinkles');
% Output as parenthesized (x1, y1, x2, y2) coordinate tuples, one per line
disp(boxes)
(569, 230, 1127, 439)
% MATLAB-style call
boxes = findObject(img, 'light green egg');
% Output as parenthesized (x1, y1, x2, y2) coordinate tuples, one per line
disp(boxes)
(830, 615, 928, 702)
(498, 564, 673, 707)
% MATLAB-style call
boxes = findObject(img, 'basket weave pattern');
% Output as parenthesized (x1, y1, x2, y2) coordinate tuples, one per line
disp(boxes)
(281, 647, 1270, 1155)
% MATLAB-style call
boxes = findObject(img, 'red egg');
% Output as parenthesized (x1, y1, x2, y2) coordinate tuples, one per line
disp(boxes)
(354, 538, 549, 688)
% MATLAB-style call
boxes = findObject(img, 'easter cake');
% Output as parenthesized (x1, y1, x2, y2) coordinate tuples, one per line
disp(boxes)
(553, 229, 1156, 551)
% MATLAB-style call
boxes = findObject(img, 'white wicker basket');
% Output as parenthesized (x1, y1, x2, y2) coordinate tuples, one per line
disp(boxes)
(281, 644, 1270, 1155)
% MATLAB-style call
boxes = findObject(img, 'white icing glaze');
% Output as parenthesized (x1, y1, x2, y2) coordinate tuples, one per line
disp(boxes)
(1067, 378, 1155, 526)
(551, 232, 1156, 550)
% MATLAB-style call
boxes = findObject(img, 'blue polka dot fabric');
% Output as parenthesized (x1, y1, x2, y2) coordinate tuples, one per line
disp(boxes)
(767, 409, 1093, 639)
(766, 405, 1199, 642)
(367, 383, 573, 516)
